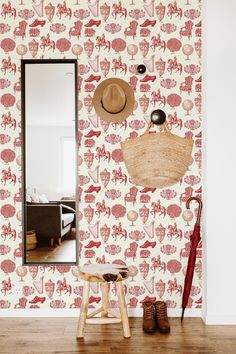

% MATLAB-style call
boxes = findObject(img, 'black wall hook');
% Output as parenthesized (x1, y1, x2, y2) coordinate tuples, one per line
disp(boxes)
(150, 109, 166, 125)
(137, 64, 146, 74)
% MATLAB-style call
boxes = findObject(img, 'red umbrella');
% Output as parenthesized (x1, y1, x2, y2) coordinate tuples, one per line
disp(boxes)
(181, 196, 202, 322)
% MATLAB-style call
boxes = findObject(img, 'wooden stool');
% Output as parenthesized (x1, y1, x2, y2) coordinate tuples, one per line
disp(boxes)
(77, 263, 131, 339)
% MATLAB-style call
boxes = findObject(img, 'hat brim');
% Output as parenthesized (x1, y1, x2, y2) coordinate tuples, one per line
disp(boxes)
(93, 78, 135, 123)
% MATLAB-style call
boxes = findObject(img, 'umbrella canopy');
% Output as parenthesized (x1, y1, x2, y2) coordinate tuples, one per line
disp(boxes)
(181, 196, 202, 322)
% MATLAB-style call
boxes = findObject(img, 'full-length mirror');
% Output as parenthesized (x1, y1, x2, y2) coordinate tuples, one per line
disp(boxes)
(22, 60, 78, 264)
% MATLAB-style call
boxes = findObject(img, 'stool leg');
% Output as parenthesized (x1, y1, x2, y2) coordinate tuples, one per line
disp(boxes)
(117, 282, 131, 338)
(77, 281, 90, 338)
(101, 282, 109, 317)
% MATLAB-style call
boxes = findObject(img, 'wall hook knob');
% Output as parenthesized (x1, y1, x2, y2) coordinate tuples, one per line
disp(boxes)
(150, 109, 166, 125)
(137, 64, 146, 74)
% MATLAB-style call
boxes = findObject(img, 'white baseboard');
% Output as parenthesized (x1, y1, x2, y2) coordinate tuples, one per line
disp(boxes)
(129, 308, 201, 317)
(0, 308, 202, 318)
(203, 315, 236, 325)
(3, 309, 235, 324)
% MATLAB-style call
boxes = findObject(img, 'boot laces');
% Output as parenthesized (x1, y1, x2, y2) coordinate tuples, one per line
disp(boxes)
(157, 303, 167, 319)
(144, 304, 155, 320)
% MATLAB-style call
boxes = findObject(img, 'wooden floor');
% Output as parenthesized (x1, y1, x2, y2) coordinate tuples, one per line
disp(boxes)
(26, 239, 76, 263)
(0, 318, 235, 353)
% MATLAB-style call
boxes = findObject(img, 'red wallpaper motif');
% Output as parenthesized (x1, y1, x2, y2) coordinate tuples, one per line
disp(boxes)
(0, 0, 202, 311)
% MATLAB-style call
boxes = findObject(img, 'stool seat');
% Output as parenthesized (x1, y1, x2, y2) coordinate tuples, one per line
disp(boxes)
(79, 263, 129, 283)
(77, 263, 131, 339)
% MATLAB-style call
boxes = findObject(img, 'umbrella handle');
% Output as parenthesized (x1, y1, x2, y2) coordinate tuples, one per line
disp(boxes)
(186, 197, 202, 225)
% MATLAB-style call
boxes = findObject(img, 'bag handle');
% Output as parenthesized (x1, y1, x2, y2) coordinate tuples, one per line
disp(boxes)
(144, 121, 170, 135)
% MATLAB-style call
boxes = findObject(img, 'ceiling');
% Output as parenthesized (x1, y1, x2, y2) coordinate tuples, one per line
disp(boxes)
(25, 63, 76, 127)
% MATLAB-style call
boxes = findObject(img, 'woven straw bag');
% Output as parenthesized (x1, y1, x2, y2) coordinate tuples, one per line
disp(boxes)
(121, 122, 193, 188)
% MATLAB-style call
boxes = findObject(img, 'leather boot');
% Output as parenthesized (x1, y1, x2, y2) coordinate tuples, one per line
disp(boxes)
(155, 301, 170, 334)
(143, 301, 156, 333)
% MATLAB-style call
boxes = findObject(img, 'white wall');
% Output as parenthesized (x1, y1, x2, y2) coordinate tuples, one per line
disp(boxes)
(203, 0, 236, 324)
(26, 126, 74, 200)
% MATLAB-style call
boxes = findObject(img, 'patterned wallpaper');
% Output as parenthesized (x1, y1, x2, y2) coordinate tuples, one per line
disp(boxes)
(0, 0, 202, 311)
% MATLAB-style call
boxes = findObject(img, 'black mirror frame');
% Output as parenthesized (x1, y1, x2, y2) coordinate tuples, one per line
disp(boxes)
(21, 59, 78, 266)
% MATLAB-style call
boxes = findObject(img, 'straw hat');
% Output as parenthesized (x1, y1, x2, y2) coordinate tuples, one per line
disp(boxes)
(93, 78, 135, 123)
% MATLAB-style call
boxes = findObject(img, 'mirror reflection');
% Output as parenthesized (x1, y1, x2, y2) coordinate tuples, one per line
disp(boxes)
(23, 60, 77, 264)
